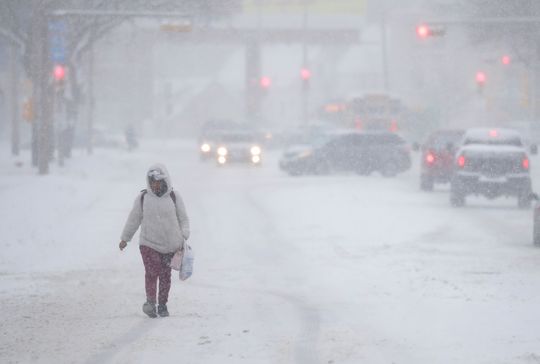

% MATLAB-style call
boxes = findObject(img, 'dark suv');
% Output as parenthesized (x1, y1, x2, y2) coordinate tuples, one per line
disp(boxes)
(450, 128, 534, 208)
(419, 129, 465, 191)
(279, 131, 411, 177)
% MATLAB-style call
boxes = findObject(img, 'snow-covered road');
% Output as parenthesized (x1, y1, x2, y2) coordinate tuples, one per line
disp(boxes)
(2, 139, 540, 364)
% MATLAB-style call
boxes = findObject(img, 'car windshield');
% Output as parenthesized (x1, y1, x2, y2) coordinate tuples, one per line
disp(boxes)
(218, 133, 258, 143)
(307, 134, 332, 148)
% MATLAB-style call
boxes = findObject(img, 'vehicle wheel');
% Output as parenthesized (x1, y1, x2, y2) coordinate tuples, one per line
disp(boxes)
(420, 175, 434, 191)
(534, 219, 540, 246)
(518, 192, 532, 209)
(380, 161, 398, 178)
(534, 222, 540, 246)
(450, 186, 466, 207)
(355, 166, 371, 176)
(288, 169, 302, 177)
(314, 161, 331, 175)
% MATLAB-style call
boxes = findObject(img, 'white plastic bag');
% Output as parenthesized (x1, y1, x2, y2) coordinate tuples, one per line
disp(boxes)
(169, 249, 182, 271)
(179, 244, 194, 281)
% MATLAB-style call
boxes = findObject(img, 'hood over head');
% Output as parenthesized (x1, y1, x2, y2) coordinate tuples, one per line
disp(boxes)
(146, 163, 172, 197)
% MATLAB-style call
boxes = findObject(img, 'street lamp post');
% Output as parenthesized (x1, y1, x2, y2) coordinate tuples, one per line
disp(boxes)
(302, 3, 309, 124)
(10, 43, 19, 156)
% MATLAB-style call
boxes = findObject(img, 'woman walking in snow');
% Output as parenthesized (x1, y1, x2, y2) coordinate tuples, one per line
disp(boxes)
(119, 164, 190, 318)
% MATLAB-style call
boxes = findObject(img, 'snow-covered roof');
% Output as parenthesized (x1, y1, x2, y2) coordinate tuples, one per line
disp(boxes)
(459, 144, 526, 154)
(463, 128, 523, 142)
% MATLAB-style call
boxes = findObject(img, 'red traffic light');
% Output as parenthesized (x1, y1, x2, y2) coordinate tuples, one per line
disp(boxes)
(260, 76, 271, 88)
(53, 64, 66, 81)
(501, 55, 511, 66)
(300, 68, 311, 81)
(416, 24, 445, 38)
(476, 71, 486, 84)
(416, 24, 430, 38)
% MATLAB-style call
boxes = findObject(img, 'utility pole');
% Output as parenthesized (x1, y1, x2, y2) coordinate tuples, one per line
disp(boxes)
(302, 3, 309, 124)
(10, 44, 19, 156)
(246, 1, 263, 122)
(380, 11, 390, 92)
(86, 28, 95, 155)
(35, 6, 54, 175)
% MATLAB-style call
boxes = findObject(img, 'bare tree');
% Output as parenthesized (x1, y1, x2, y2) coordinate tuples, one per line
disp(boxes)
(0, 0, 241, 174)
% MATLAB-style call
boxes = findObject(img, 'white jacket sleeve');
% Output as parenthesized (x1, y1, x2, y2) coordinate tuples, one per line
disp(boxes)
(175, 194, 190, 240)
(121, 194, 143, 242)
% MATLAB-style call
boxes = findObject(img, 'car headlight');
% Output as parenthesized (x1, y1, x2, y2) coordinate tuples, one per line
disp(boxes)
(252, 155, 261, 164)
(217, 147, 228, 156)
(250, 145, 261, 156)
(200, 143, 211, 153)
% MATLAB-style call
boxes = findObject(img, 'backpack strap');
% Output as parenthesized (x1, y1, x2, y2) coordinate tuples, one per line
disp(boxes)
(140, 189, 147, 210)
(140, 189, 176, 211)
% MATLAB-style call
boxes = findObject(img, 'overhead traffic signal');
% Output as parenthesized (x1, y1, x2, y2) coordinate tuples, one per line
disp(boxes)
(259, 76, 271, 97)
(22, 99, 34, 122)
(476, 71, 486, 84)
(300, 68, 311, 81)
(300, 67, 311, 91)
(416, 24, 430, 38)
(53, 64, 66, 82)
(476, 71, 486, 94)
(501, 55, 511, 66)
(415, 24, 446, 39)
(260, 76, 271, 89)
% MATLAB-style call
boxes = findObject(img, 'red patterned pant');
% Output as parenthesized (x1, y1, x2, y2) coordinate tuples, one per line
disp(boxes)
(139, 245, 174, 305)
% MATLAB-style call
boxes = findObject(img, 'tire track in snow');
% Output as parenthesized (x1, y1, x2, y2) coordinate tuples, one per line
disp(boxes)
(84, 320, 160, 364)
(181, 280, 322, 364)
(243, 184, 323, 364)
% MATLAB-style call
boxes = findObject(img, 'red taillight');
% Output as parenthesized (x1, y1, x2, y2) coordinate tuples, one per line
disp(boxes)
(523, 158, 530, 170)
(355, 117, 362, 130)
(389, 120, 398, 133)
(457, 155, 466, 168)
(425, 153, 435, 164)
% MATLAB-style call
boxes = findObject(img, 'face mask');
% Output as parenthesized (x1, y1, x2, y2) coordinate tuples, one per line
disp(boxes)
(150, 180, 168, 197)
(148, 169, 166, 181)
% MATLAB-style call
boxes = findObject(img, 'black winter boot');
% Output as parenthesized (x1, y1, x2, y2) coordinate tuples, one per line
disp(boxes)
(157, 304, 169, 317)
(142, 301, 157, 318)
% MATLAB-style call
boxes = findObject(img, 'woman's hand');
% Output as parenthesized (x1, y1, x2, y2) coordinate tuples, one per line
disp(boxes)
(119, 240, 127, 251)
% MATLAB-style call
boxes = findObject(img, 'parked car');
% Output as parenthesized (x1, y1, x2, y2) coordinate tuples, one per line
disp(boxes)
(214, 130, 263, 166)
(419, 129, 465, 191)
(450, 128, 535, 208)
(279, 130, 411, 177)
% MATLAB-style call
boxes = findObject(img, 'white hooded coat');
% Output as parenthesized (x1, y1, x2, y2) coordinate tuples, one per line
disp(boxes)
(121, 164, 190, 254)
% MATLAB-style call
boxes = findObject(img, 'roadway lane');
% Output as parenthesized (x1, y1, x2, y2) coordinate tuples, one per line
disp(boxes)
(2, 139, 540, 364)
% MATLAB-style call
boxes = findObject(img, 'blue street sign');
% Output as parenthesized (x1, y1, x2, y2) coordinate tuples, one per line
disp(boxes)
(48, 20, 67, 63)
